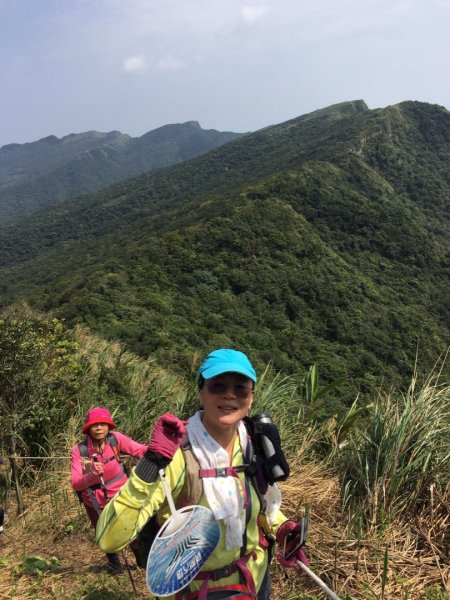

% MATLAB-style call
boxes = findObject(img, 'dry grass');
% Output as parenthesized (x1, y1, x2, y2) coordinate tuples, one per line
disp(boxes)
(0, 475, 152, 599)
(273, 455, 450, 599)
(0, 456, 449, 599)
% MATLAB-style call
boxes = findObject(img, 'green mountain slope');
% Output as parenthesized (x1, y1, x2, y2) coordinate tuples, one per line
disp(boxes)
(0, 100, 372, 266)
(0, 100, 448, 392)
(0, 122, 245, 222)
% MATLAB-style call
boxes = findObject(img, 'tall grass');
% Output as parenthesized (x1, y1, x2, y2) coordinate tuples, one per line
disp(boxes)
(252, 364, 308, 453)
(341, 367, 450, 526)
(72, 338, 322, 452)
(70, 326, 194, 444)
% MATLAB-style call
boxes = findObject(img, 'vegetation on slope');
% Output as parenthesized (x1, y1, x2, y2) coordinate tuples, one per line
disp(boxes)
(0, 100, 448, 394)
(0, 122, 245, 222)
(0, 311, 449, 599)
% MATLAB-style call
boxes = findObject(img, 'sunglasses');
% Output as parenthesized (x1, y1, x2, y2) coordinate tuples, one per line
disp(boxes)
(205, 381, 253, 399)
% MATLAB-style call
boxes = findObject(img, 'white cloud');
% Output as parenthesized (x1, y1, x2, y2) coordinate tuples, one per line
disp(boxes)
(156, 54, 186, 70)
(240, 4, 271, 23)
(123, 55, 147, 73)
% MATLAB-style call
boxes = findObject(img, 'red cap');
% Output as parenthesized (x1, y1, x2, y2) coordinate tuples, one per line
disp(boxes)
(82, 407, 116, 433)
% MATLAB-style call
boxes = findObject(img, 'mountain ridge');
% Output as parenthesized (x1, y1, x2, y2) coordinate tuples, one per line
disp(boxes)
(0, 122, 246, 222)
(0, 99, 448, 391)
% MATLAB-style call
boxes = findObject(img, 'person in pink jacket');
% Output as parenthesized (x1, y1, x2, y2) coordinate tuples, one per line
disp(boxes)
(71, 406, 147, 574)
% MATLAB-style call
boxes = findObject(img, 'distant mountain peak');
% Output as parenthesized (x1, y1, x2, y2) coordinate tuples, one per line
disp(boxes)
(39, 135, 60, 144)
(0, 121, 245, 222)
(59, 131, 129, 145)
(304, 99, 369, 120)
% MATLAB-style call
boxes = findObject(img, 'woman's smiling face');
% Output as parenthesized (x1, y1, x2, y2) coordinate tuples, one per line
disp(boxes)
(199, 372, 253, 433)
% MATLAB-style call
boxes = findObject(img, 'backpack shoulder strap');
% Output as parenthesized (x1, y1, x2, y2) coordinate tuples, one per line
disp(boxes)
(106, 431, 128, 467)
(78, 436, 89, 458)
(136, 441, 198, 563)
(78, 432, 119, 455)
(106, 432, 118, 449)
(178, 442, 204, 507)
(107, 431, 133, 460)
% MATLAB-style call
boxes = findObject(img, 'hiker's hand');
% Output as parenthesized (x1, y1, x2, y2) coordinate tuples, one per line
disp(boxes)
(148, 413, 188, 460)
(91, 460, 104, 476)
(276, 520, 309, 570)
(136, 414, 187, 482)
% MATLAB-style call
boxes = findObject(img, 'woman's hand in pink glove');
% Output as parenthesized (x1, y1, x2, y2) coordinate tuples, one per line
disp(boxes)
(88, 456, 104, 476)
(91, 461, 104, 476)
(148, 413, 188, 460)
(275, 520, 309, 570)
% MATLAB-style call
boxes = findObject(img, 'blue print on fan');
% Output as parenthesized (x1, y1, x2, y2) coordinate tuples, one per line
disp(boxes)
(147, 505, 220, 597)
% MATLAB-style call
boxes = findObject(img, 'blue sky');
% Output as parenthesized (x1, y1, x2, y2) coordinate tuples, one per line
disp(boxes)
(1, 0, 449, 147)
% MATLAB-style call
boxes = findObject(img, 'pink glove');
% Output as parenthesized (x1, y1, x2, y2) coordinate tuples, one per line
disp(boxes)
(91, 461, 104, 476)
(91, 454, 104, 476)
(148, 413, 188, 459)
(276, 520, 309, 570)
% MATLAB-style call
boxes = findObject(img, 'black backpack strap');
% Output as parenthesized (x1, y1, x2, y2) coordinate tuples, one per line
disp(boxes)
(78, 432, 120, 458)
(75, 436, 89, 504)
(78, 436, 89, 458)
(106, 431, 118, 449)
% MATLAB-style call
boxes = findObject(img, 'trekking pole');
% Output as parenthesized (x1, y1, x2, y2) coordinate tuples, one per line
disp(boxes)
(92, 454, 109, 501)
(296, 561, 342, 600)
(121, 549, 139, 596)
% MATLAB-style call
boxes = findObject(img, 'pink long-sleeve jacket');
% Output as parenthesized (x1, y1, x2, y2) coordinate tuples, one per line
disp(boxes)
(71, 431, 147, 510)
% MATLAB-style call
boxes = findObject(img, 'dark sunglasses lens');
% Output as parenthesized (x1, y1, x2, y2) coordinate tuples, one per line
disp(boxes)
(206, 382, 251, 398)
(234, 386, 251, 398)
(207, 382, 227, 395)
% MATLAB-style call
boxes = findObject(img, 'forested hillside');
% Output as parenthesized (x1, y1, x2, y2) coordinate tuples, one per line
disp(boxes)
(0, 122, 244, 222)
(0, 100, 449, 395)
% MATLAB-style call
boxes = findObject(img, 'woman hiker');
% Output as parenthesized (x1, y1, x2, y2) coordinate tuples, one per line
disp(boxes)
(71, 406, 147, 574)
(96, 348, 308, 598)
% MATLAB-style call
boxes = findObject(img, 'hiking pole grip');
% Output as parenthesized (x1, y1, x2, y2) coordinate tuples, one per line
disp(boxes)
(92, 453, 109, 501)
(296, 560, 342, 600)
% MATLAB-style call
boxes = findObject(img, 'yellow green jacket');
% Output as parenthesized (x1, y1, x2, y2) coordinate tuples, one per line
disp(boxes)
(96, 437, 286, 598)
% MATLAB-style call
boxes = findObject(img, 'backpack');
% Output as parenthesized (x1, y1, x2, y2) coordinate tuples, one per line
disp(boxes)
(76, 432, 128, 506)
(78, 431, 121, 461)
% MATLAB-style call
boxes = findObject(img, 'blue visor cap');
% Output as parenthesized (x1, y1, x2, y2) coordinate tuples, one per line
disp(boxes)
(198, 349, 257, 383)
